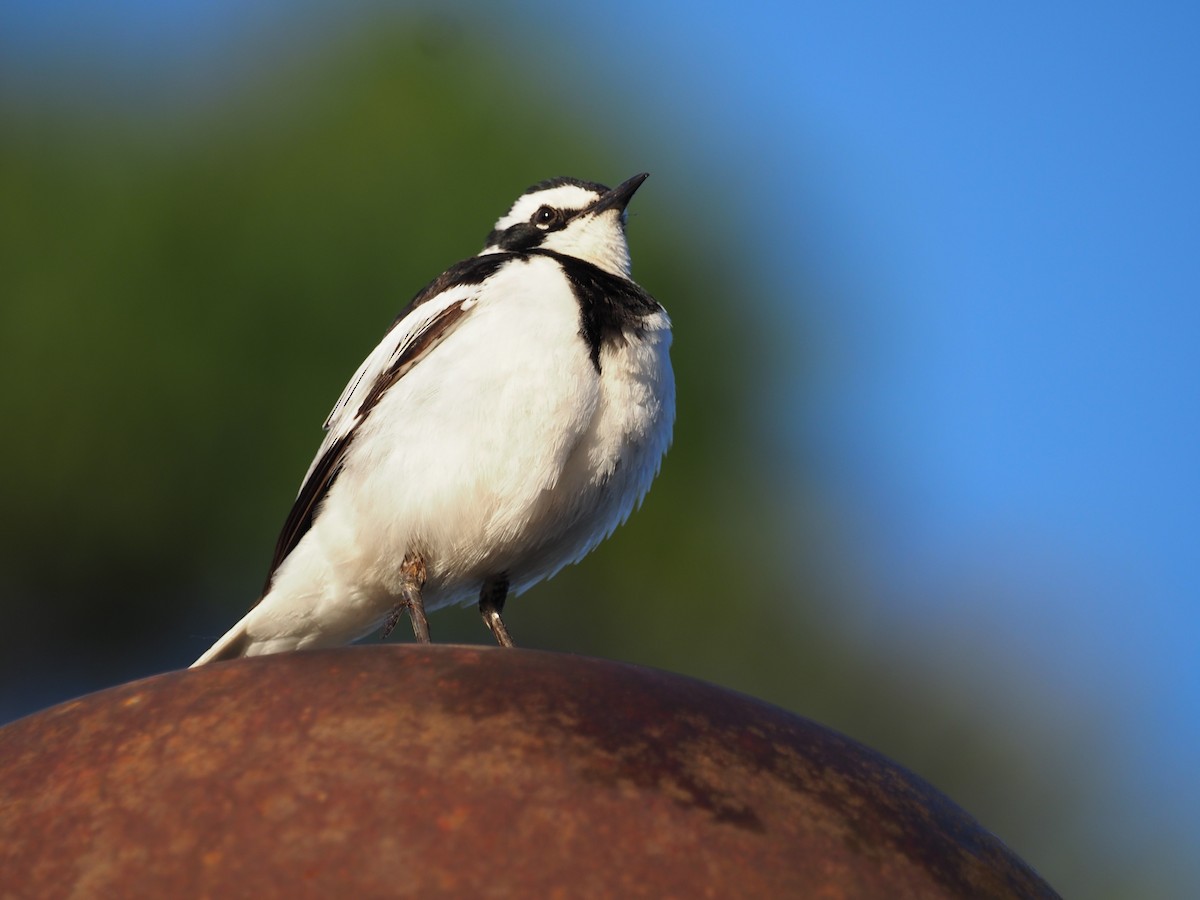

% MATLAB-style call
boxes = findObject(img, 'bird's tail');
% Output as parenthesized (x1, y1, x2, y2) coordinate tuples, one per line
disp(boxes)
(191, 618, 252, 668)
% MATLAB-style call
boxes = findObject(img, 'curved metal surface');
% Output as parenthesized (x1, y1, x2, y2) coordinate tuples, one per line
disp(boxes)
(0, 646, 1059, 898)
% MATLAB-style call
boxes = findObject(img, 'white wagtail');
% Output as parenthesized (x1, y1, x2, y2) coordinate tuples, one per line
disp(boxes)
(192, 173, 674, 665)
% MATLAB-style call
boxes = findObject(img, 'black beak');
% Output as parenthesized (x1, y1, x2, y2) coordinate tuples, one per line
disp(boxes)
(590, 172, 649, 216)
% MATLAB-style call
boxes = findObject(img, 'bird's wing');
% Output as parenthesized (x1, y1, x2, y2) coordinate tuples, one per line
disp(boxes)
(259, 253, 513, 596)
(308, 282, 476, 478)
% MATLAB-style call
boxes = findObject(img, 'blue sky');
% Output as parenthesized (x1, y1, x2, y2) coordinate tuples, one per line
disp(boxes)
(3, 0, 1197, 882)
(511, 0, 1200, 840)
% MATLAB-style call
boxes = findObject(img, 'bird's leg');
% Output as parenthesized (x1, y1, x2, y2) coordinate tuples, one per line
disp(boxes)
(479, 575, 515, 648)
(382, 553, 430, 643)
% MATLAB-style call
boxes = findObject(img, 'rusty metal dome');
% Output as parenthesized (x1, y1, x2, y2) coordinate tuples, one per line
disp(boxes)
(0, 646, 1058, 897)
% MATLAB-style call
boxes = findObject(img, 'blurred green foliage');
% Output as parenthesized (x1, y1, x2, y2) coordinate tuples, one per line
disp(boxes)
(0, 17, 1172, 898)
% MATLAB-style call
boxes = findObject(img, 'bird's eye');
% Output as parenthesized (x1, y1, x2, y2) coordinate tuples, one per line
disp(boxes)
(533, 206, 558, 229)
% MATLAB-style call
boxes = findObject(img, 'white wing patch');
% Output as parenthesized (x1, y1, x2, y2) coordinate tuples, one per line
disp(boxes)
(301, 282, 482, 492)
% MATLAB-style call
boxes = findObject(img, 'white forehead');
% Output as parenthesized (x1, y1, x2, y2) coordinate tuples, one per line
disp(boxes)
(493, 184, 602, 230)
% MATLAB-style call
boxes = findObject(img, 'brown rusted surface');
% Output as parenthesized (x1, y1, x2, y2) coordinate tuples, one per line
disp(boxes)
(0, 646, 1059, 898)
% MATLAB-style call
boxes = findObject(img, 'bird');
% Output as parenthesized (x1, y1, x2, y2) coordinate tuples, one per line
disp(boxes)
(192, 173, 674, 666)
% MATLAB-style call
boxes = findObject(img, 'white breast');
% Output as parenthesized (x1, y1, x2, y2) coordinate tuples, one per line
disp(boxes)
(519, 306, 675, 590)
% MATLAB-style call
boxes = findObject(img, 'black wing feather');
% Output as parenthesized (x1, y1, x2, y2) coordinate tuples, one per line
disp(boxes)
(260, 431, 353, 597)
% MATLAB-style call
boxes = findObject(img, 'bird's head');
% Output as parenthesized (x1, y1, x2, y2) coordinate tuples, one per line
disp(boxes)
(482, 173, 649, 278)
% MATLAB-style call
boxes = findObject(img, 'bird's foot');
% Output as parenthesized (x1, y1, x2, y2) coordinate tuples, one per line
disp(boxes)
(479, 575, 515, 648)
(382, 553, 431, 643)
